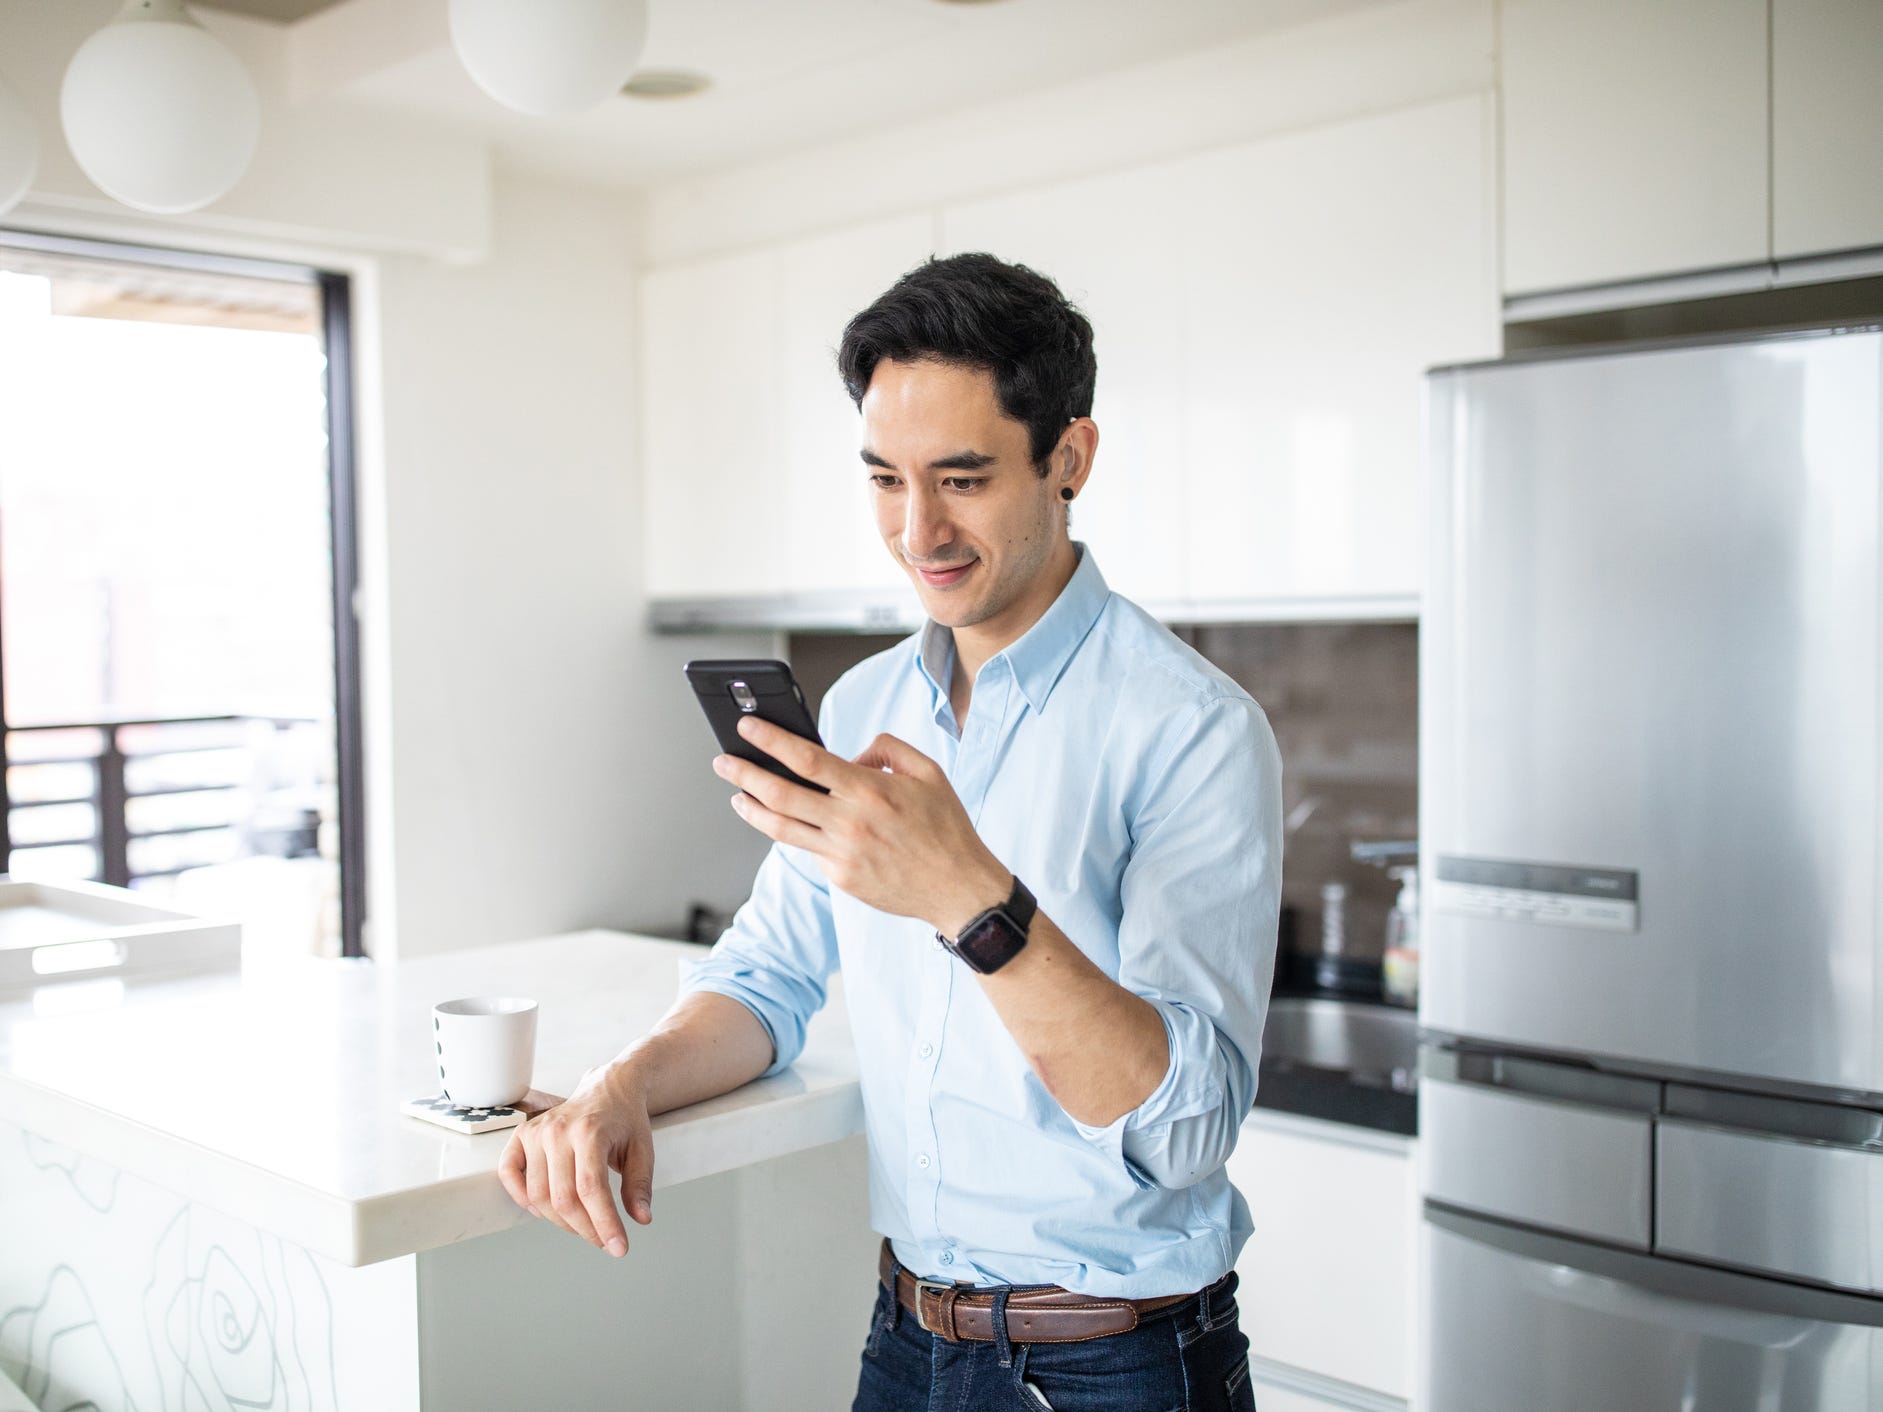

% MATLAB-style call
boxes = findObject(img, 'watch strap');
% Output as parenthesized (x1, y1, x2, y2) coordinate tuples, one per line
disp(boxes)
(1002, 874, 1037, 935)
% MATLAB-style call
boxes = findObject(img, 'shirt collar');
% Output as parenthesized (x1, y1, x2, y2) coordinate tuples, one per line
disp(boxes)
(911, 541, 1111, 715)
(916, 615, 953, 712)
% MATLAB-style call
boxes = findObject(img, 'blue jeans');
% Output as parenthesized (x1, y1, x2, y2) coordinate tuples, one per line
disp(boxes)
(850, 1266, 1256, 1412)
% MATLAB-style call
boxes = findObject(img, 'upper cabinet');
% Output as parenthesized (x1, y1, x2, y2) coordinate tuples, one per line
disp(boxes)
(1502, 0, 1883, 295)
(641, 214, 933, 602)
(642, 95, 1497, 620)
(1772, 0, 1883, 260)
(1179, 94, 1499, 607)
(775, 215, 936, 598)
(942, 96, 1498, 612)
(1500, 0, 1770, 295)
(940, 165, 1191, 609)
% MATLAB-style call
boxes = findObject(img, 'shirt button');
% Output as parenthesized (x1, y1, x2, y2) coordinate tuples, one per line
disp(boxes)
(939, 1250, 955, 1266)
(916, 1153, 931, 1169)
(919, 1043, 934, 1059)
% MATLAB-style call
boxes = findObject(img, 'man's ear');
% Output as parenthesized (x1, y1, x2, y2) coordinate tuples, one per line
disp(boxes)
(1058, 417, 1099, 499)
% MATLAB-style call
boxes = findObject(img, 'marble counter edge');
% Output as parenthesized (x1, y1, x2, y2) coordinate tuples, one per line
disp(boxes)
(0, 1064, 365, 1265)
(0, 1053, 867, 1269)
(350, 1070, 866, 1266)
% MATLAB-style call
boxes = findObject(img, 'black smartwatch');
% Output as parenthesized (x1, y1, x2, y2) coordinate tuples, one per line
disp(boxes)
(937, 875, 1036, 974)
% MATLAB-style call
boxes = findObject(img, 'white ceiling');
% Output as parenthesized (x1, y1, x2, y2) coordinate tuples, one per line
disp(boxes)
(241, 0, 1388, 189)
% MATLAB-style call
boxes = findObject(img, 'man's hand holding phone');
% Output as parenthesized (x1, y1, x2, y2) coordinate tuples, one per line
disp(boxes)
(714, 714, 1011, 942)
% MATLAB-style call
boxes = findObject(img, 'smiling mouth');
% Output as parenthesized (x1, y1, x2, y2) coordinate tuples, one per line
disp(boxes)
(914, 559, 977, 588)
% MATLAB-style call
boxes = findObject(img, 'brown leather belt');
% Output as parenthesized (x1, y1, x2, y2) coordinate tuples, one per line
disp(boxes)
(878, 1239, 1194, 1344)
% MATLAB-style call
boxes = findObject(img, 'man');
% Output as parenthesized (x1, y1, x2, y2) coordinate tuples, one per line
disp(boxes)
(500, 252, 1281, 1411)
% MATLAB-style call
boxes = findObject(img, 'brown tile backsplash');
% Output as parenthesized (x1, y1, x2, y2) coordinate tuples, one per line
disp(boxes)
(787, 618, 1418, 970)
(1178, 622, 1417, 968)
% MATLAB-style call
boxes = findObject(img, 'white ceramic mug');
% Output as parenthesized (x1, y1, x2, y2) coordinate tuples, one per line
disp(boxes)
(433, 996, 538, 1108)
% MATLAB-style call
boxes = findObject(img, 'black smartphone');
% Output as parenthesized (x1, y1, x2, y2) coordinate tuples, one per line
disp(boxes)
(684, 659, 829, 795)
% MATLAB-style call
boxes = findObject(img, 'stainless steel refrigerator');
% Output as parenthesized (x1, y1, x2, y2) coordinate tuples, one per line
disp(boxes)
(1418, 325, 1883, 1411)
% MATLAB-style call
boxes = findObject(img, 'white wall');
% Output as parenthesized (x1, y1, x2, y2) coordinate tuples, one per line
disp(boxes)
(371, 167, 770, 958)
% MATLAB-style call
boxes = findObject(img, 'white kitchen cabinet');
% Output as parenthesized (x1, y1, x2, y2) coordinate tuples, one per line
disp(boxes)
(642, 247, 782, 598)
(940, 165, 1190, 608)
(645, 97, 1494, 621)
(1500, 0, 1769, 295)
(1179, 94, 1499, 608)
(1773, 0, 1883, 260)
(643, 215, 933, 602)
(778, 213, 935, 596)
(1226, 1112, 1418, 1401)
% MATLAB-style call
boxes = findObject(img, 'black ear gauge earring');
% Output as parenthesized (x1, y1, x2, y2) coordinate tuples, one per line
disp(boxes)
(1060, 487, 1074, 502)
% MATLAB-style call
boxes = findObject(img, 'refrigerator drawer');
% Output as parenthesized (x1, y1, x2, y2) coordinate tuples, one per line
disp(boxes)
(1425, 1206, 1883, 1412)
(1658, 1120, 1883, 1295)
(1423, 1075, 1652, 1246)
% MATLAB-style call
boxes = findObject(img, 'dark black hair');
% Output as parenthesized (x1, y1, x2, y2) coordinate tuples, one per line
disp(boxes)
(836, 252, 1097, 471)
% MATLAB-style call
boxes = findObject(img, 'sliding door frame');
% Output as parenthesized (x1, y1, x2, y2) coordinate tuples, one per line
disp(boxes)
(0, 225, 370, 958)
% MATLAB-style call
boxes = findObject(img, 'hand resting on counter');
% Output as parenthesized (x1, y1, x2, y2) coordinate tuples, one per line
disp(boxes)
(497, 1068, 655, 1258)
(497, 989, 775, 1258)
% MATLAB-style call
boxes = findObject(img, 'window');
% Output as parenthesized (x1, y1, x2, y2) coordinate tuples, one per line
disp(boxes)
(0, 229, 366, 959)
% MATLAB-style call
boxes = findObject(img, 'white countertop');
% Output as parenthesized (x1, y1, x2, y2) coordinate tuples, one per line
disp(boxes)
(0, 930, 862, 1267)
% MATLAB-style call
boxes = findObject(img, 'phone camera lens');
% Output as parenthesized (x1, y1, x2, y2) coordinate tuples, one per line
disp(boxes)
(730, 681, 758, 712)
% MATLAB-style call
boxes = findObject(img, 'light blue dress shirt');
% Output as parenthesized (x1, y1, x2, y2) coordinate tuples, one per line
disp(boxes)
(678, 544, 1283, 1297)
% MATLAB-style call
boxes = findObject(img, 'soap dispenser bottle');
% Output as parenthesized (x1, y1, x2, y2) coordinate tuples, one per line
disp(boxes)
(1382, 865, 1420, 1008)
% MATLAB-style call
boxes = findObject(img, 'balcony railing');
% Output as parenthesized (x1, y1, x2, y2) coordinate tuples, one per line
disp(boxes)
(3, 713, 327, 888)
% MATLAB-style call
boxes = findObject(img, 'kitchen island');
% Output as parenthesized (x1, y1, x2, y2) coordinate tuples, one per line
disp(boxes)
(0, 930, 876, 1411)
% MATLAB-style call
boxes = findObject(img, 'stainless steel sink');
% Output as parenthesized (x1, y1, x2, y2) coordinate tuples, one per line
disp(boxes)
(1260, 996, 1419, 1093)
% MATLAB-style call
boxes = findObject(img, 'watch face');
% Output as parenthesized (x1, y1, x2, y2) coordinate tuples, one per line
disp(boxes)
(955, 910, 1027, 974)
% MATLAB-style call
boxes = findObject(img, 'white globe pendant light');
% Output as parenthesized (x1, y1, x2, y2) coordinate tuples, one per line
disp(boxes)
(0, 72, 38, 217)
(61, 0, 260, 215)
(449, 0, 650, 117)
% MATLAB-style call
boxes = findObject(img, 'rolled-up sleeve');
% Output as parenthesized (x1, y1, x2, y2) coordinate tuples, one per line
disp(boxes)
(675, 840, 838, 1079)
(1071, 694, 1283, 1189)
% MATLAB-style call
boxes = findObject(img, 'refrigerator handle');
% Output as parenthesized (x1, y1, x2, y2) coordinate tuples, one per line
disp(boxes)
(1427, 1206, 1883, 1332)
(1422, 1045, 1662, 1114)
(1663, 1082, 1883, 1149)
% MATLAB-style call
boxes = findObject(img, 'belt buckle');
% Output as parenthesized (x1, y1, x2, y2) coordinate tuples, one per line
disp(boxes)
(913, 1279, 957, 1336)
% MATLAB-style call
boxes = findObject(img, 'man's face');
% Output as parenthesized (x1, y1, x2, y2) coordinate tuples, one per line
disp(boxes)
(859, 357, 1063, 632)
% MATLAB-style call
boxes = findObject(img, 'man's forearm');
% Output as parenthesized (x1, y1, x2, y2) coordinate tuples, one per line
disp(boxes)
(976, 910, 1170, 1128)
(596, 990, 776, 1117)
